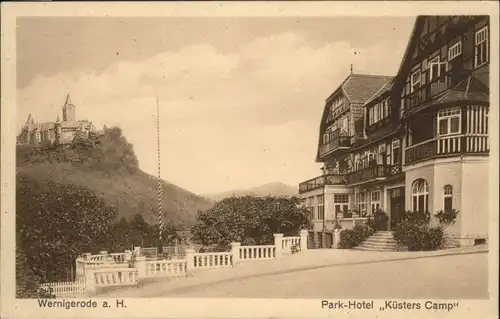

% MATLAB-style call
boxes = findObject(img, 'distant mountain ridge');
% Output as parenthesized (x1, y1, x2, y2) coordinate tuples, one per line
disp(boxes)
(205, 182, 298, 201)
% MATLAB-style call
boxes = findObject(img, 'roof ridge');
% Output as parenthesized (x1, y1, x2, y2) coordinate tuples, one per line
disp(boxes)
(350, 73, 394, 78)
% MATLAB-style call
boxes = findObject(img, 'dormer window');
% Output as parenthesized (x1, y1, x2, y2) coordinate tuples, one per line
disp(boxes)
(367, 98, 391, 126)
(411, 70, 421, 93)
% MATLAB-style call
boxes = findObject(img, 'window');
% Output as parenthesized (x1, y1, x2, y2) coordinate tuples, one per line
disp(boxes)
(443, 185, 453, 212)
(428, 56, 447, 81)
(370, 191, 381, 213)
(412, 179, 429, 213)
(334, 194, 349, 218)
(391, 139, 400, 165)
(448, 41, 462, 61)
(475, 26, 489, 67)
(341, 117, 349, 135)
(369, 107, 374, 125)
(411, 70, 421, 92)
(355, 191, 368, 215)
(383, 98, 390, 118)
(317, 195, 324, 220)
(437, 107, 461, 136)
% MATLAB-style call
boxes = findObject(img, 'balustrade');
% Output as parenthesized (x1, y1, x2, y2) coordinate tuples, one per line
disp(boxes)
(192, 252, 233, 268)
(239, 245, 276, 261)
(405, 133, 488, 165)
(299, 174, 345, 193)
(346, 164, 399, 185)
(93, 268, 138, 287)
(281, 236, 300, 253)
(144, 259, 187, 277)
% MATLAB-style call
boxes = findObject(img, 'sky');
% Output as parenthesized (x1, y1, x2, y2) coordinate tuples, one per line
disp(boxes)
(16, 16, 416, 195)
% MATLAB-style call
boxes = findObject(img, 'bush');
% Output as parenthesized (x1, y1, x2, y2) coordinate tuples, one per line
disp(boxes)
(338, 225, 374, 249)
(434, 209, 459, 224)
(393, 211, 444, 251)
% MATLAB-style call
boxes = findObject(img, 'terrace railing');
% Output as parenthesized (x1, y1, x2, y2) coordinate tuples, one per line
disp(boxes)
(299, 174, 345, 193)
(405, 134, 489, 165)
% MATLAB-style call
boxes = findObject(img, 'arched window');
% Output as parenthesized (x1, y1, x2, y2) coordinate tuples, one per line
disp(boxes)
(411, 179, 429, 213)
(443, 185, 453, 212)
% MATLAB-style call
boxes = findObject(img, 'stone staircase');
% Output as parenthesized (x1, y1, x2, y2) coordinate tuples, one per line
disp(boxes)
(355, 231, 397, 252)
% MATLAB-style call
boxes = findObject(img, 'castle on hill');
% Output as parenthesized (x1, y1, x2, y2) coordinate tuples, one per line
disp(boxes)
(17, 94, 105, 147)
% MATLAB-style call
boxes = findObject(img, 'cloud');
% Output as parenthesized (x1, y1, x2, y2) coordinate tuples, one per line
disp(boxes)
(17, 31, 407, 194)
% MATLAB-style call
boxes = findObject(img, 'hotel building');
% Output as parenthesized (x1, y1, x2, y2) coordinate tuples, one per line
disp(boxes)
(299, 15, 490, 249)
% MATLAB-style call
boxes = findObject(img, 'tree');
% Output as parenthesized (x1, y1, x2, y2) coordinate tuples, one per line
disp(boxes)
(16, 181, 117, 283)
(190, 196, 310, 247)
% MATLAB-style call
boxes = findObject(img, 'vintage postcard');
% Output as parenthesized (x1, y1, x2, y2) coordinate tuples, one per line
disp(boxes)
(1, 1, 499, 318)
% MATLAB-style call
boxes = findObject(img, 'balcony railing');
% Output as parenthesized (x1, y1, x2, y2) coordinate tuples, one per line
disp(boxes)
(405, 134, 489, 165)
(326, 103, 348, 123)
(299, 174, 346, 193)
(346, 164, 402, 186)
(404, 76, 451, 112)
(319, 129, 351, 158)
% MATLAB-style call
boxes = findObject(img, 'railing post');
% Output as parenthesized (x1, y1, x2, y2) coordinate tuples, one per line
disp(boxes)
(299, 230, 308, 252)
(124, 250, 132, 262)
(134, 256, 147, 279)
(230, 242, 241, 265)
(185, 248, 195, 272)
(84, 266, 96, 295)
(274, 233, 283, 259)
(134, 246, 141, 257)
(333, 229, 341, 249)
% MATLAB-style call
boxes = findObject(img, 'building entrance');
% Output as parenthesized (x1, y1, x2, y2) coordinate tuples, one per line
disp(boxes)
(389, 187, 405, 230)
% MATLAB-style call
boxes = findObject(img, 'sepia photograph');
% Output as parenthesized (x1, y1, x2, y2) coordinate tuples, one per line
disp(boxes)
(1, 2, 498, 319)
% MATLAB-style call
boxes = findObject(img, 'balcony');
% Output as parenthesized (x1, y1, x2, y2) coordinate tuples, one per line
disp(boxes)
(346, 164, 402, 186)
(299, 174, 346, 194)
(319, 129, 351, 158)
(405, 134, 489, 165)
(326, 103, 348, 123)
(404, 76, 451, 113)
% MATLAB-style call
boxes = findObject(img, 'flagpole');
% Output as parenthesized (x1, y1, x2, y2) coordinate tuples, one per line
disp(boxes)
(156, 96, 164, 256)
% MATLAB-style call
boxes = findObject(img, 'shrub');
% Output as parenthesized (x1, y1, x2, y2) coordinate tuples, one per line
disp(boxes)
(393, 211, 444, 251)
(434, 209, 459, 224)
(338, 225, 374, 249)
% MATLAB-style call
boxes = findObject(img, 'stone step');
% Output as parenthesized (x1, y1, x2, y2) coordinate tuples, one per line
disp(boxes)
(370, 232, 395, 237)
(369, 235, 395, 240)
(354, 245, 396, 252)
(364, 239, 397, 245)
(358, 242, 397, 250)
(366, 236, 396, 243)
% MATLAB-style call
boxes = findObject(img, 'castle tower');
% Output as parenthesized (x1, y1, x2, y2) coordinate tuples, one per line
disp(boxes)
(62, 94, 76, 122)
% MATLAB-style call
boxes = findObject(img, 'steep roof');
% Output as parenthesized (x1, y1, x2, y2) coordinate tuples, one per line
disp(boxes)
(315, 73, 393, 162)
(364, 78, 395, 105)
(341, 74, 394, 104)
(64, 93, 73, 106)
